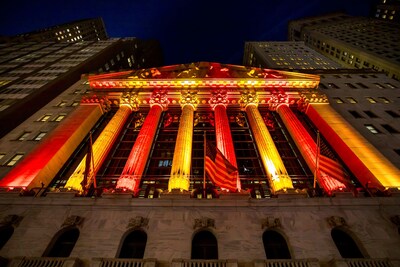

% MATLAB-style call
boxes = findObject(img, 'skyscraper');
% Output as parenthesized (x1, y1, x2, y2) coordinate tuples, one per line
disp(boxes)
(0, 18, 108, 43)
(288, 13, 400, 80)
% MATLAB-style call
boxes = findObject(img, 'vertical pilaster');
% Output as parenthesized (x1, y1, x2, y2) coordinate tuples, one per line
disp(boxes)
(168, 91, 199, 191)
(65, 93, 139, 192)
(116, 90, 168, 192)
(210, 90, 240, 191)
(240, 91, 294, 194)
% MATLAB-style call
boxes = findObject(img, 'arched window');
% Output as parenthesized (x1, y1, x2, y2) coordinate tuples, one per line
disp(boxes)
(262, 230, 291, 259)
(118, 230, 147, 258)
(331, 228, 364, 258)
(43, 227, 80, 257)
(191, 230, 218, 259)
(0, 225, 14, 250)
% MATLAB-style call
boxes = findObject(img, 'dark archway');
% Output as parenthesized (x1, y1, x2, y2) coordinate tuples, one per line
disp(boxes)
(118, 230, 147, 258)
(0, 225, 14, 250)
(262, 230, 291, 259)
(331, 228, 364, 258)
(43, 227, 80, 257)
(191, 230, 218, 259)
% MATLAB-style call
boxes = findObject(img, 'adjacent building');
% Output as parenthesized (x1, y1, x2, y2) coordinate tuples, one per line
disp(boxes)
(0, 18, 108, 43)
(288, 13, 400, 80)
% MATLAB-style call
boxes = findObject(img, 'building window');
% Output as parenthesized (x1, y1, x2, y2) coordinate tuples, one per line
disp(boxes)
(333, 97, 344, 104)
(381, 124, 399, 134)
(118, 230, 147, 258)
(71, 101, 80, 107)
(394, 149, 400, 157)
(43, 227, 79, 257)
(0, 225, 14, 250)
(331, 228, 364, 258)
(366, 97, 377, 104)
(54, 115, 66, 122)
(191, 230, 218, 259)
(0, 154, 4, 161)
(262, 230, 291, 259)
(365, 124, 380, 134)
(363, 111, 379, 118)
(56, 101, 67, 107)
(39, 114, 52, 122)
(328, 83, 339, 89)
(346, 97, 357, 104)
(6, 154, 24, 166)
(349, 110, 363, 118)
(378, 97, 390, 103)
(17, 132, 31, 141)
(345, 83, 357, 89)
(34, 132, 47, 141)
(385, 110, 400, 118)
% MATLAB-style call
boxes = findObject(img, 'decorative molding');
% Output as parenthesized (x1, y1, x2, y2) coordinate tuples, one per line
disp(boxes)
(81, 95, 111, 112)
(235, 113, 246, 127)
(239, 90, 258, 110)
(326, 216, 347, 228)
(149, 89, 169, 110)
(179, 90, 199, 109)
(268, 91, 288, 111)
(120, 92, 140, 111)
(209, 89, 228, 109)
(0, 214, 23, 227)
(127, 216, 149, 229)
(194, 217, 215, 229)
(261, 217, 282, 229)
(62, 215, 84, 228)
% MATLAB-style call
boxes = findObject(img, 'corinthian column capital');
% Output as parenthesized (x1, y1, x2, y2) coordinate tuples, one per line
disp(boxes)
(149, 89, 169, 111)
(209, 89, 228, 109)
(268, 91, 289, 111)
(239, 90, 258, 110)
(121, 92, 140, 111)
(180, 90, 199, 110)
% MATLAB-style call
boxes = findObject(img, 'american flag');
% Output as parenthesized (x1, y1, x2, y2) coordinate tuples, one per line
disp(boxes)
(205, 141, 238, 192)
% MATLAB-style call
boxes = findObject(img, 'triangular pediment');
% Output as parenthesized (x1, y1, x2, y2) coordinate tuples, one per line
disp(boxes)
(89, 62, 320, 89)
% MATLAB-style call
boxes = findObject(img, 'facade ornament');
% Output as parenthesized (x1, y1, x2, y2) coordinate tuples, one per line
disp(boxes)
(261, 217, 282, 229)
(120, 92, 140, 111)
(239, 90, 259, 110)
(149, 89, 169, 110)
(179, 90, 199, 109)
(62, 215, 84, 228)
(0, 214, 23, 227)
(235, 113, 246, 127)
(209, 89, 228, 109)
(132, 113, 145, 129)
(81, 94, 111, 112)
(326, 216, 347, 228)
(297, 95, 309, 113)
(194, 217, 215, 229)
(127, 216, 149, 229)
(268, 91, 289, 111)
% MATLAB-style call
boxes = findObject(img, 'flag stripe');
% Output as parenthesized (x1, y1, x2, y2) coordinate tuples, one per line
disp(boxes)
(205, 142, 238, 192)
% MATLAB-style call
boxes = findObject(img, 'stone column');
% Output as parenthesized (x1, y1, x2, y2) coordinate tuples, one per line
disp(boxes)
(168, 91, 199, 191)
(209, 89, 240, 191)
(65, 93, 139, 192)
(116, 90, 168, 192)
(239, 90, 294, 194)
(277, 104, 348, 195)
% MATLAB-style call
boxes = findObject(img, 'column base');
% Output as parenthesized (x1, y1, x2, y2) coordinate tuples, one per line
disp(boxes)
(161, 189, 191, 199)
(102, 191, 134, 198)
(276, 188, 308, 198)
(46, 189, 78, 198)
(219, 190, 251, 200)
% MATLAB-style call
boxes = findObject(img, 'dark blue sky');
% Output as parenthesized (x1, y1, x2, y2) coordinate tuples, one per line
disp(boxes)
(0, 0, 378, 65)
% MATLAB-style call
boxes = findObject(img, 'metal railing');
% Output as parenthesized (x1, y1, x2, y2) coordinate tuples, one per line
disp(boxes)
(91, 258, 157, 267)
(172, 259, 238, 267)
(253, 259, 320, 267)
(329, 258, 397, 267)
(8, 257, 81, 267)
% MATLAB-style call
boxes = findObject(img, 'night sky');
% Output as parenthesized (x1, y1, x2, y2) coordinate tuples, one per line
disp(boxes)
(0, 0, 378, 65)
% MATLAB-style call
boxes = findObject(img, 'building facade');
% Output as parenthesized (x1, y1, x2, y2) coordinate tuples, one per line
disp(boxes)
(0, 62, 399, 266)
(288, 13, 400, 80)
(0, 18, 108, 43)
